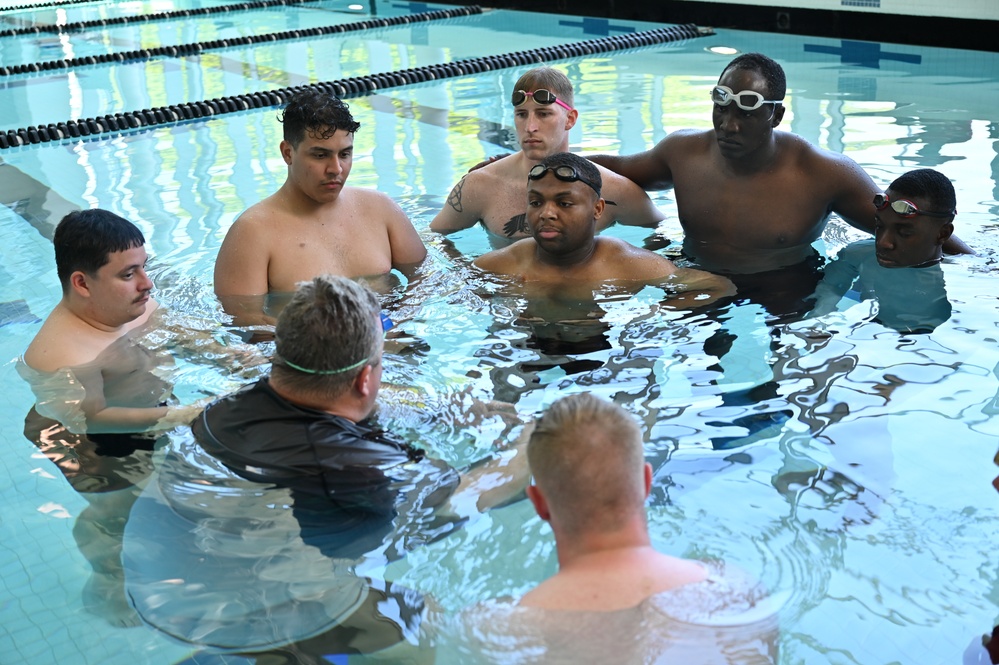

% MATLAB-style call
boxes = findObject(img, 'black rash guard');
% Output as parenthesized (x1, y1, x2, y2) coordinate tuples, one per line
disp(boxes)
(192, 378, 460, 517)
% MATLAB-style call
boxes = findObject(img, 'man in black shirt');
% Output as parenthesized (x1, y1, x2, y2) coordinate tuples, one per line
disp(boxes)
(195, 273, 529, 521)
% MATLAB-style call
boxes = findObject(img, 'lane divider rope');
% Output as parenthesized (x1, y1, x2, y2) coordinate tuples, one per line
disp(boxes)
(0, 24, 710, 150)
(0, 0, 326, 38)
(0, 5, 484, 76)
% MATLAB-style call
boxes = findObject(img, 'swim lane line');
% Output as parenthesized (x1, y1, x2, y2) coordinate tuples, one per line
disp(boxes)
(0, 6, 486, 76)
(0, 23, 711, 150)
(0, 0, 326, 38)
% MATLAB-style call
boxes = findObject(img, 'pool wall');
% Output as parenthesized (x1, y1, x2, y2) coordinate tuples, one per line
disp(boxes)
(438, 0, 999, 50)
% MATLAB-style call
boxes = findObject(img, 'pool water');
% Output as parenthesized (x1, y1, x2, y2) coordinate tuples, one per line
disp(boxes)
(1, 1, 999, 663)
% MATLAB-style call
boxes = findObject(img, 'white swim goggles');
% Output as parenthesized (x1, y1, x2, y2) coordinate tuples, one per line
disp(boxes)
(710, 85, 782, 113)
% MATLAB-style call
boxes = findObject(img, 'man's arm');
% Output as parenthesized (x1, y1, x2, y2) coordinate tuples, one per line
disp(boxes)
(659, 267, 736, 309)
(382, 195, 428, 271)
(588, 135, 679, 191)
(595, 169, 666, 230)
(29, 364, 202, 434)
(214, 214, 271, 298)
(806, 244, 864, 319)
(831, 154, 973, 254)
(828, 153, 880, 235)
(214, 214, 278, 326)
(430, 174, 483, 233)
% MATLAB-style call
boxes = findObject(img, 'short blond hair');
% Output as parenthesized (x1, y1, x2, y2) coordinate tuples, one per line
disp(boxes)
(528, 393, 646, 534)
(513, 67, 574, 108)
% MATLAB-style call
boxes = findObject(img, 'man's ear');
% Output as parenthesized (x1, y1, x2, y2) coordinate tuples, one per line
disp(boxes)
(355, 363, 376, 398)
(280, 140, 294, 166)
(69, 271, 91, 298)
(565, 108, 578, 131)
(527, 484, 551, 522)
(643, 462, 653, 500)
(937, 222, 955, 244)
(593, 197, 606, 220)
(772, 104, 786, 128)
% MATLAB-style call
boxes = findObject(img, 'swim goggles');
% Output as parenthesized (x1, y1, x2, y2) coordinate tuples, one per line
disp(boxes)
(512, 89, 574, 112)
(528, 163, 600, 195)
(873, 193, 955, 218)
(710, 85, 782, 112)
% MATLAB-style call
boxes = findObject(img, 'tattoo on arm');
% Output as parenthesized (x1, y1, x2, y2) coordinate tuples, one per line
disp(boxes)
(447, 178, 465, 212)
(503, 213, 530, 237)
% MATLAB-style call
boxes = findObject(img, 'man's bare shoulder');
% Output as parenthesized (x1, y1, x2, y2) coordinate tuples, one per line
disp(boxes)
(595, 237, 676, 280)
(473, 239, 534, 274)
(594, 165, 644, 194)
(661, 127, 713, 149)
(778, 132, 871, 188)
(227, 196, 288, 237)
(25, 308, 116, 372)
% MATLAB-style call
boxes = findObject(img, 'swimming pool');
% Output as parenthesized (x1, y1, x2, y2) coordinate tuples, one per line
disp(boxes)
(2, 1, 998, 662)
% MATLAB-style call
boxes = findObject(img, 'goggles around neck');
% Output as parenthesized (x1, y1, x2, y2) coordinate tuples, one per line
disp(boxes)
(528, 163, 600, 195)
(874, 193, 955, 219)
(711, 85, 782, 113)
(512, 88, 574, 112)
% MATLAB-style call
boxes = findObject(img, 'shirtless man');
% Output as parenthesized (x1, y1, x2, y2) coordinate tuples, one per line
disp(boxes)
(590, 53, 971, 316)
(521, 392, 710, 611)
(22, 208, 200, 432)
(431, 66, 665, 247)
(441, 393, 779, 662)
(214, 88, 426, 317)
(472, 152, 731, 304)
(19, 208, 207, 627)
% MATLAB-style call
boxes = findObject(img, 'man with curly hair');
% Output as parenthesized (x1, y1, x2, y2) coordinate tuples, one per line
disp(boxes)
(215, 89, 426, 316)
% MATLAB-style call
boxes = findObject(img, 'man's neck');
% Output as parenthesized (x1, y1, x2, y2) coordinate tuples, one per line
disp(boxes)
(534, 237, 598, 270)
(267, 375, 364, 421)
(278, 180, 342, 216)
(721, 132, 781, 175)
(552, 519, 652, 570)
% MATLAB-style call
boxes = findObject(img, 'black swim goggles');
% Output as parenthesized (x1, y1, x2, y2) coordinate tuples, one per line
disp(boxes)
(511, 88, 574, 112)
(528, 163, 600, 195)
(874, 193, 955, 218)
(711, 85, 781, 115)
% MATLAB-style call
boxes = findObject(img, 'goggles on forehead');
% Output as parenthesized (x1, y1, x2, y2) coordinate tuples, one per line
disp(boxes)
(528, 163, 600, 195)
(710, 85, 782, 112)
(512, 88, 574, 112)
(874, 193, 955, 219)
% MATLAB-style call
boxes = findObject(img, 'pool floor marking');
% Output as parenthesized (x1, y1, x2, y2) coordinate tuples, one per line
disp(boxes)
(558, 17, 637, 36)
(803, 40, 922, 69)
(0, 6, 486, 77)
(0, 0, 327, 38)
(0, 163, 79, 239)
(0, 23, 711, 151)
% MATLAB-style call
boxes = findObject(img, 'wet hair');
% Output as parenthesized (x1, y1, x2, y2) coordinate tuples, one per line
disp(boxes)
(528, 393, 646, 535)
(721, 52, 787, 101)
(279, 88, 361, 147)
(53, 209, 145, 293)
(512, 66, 575, 108)
(272, 275, 381, 398)
(889, 169, 957, 219)
(532, 151, 602, 198)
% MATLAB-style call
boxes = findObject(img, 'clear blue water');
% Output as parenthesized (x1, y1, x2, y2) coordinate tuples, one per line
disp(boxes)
(1, 2, 998, 663)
